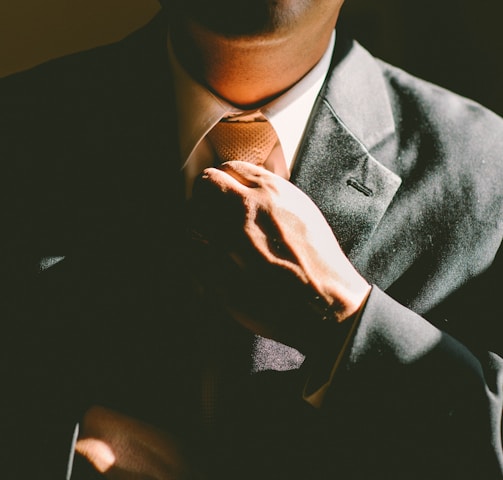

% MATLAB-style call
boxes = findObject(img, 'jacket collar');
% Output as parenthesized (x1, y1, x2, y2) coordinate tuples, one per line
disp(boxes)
(323, 37, 396, 152)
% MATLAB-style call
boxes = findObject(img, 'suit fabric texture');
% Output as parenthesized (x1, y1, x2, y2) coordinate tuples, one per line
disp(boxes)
(1, 12, 502, 479)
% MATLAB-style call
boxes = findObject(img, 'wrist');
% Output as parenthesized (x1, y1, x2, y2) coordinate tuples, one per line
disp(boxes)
(316, 279, 371, 324)
(296, 284, 369, 356)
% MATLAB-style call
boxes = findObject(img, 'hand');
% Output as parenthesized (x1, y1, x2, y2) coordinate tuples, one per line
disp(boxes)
(188, 161, 370, 352)
(75, 406, 196, 480)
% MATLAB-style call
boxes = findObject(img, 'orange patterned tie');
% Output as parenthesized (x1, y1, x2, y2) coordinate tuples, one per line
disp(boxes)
(200, 115, 279, 429)
(207, 117, 278, 166)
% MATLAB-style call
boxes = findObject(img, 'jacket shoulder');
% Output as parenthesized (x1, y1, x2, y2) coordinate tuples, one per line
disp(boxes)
(0, 11, 168, 100)
(377, 58, 503, 163)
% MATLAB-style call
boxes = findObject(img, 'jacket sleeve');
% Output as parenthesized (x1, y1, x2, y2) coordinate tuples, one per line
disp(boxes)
(304, 285, 503, 478)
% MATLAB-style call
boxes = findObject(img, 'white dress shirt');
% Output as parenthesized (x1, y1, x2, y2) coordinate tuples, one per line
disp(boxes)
(167, 32, 336, 196)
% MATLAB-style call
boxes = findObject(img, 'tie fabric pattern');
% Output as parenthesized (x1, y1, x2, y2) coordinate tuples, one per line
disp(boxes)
(200, 113, 280, 432)
(207, 114, 278, 166)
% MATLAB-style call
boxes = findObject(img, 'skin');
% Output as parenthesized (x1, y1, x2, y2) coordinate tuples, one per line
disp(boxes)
(76, 406, 194, 480)
(78, 1, 372, 477)
(170, 0, 345, 108)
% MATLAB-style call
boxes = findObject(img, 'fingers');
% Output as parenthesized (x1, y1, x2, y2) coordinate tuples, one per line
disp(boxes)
(218, 160, 269, 187)
(76, 406, 191, 479)
(198, 160, 272, 193)
(189, 161, 270, 245)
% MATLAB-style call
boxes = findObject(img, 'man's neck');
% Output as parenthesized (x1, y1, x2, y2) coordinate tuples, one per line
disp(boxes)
(170, 17, 337, 109)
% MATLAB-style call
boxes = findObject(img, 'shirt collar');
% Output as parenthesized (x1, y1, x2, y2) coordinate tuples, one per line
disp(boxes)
(168, 31, 335, 171)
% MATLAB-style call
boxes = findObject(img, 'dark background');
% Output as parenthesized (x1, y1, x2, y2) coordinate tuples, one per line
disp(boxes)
(342, 0, 503, 115)
(0, 0, 502, 115)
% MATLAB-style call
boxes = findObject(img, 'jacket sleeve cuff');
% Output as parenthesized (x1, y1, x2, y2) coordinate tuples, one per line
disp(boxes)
(303, 285, 462, 408)
(302, 290, 368, 408)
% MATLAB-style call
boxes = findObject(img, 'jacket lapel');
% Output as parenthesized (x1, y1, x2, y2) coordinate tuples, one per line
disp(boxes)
(291, 39, 402, 264)
(253, 40, 404, 374)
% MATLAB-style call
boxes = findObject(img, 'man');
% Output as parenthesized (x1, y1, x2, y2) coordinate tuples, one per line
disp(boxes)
(0, 0, 502, 478)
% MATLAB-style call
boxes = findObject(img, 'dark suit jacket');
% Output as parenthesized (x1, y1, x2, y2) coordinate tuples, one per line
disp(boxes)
(1, 11, 502, 479)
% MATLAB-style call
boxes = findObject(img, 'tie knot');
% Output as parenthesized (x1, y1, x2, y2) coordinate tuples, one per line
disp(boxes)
(207, 117, 278, 166)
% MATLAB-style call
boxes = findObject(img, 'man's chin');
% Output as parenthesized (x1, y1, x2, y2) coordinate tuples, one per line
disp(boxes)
(168, 0, 305, 38)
